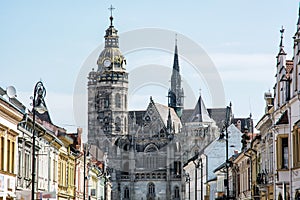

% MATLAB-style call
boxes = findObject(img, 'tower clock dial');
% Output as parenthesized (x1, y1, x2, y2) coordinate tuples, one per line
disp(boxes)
(103, 59, 111, 67)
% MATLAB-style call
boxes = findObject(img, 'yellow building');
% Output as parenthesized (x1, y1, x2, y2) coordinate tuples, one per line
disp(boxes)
(57, 133, 76, 200)
(0, 89, 25, 200)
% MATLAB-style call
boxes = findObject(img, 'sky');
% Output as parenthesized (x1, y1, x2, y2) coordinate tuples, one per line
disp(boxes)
(0, 1, 299, 136)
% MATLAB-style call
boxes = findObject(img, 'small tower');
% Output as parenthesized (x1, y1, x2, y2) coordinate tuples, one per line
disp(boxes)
(168, 36, 184, 118)
(274, 27, 287, 109)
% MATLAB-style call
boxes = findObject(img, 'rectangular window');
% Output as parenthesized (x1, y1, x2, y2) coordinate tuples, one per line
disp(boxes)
(7, 139, 10, 172)
(18, 149, 22, 176)
(282, 138, 288, 169)
(12, 141, 15, 173)
(25, 150, 30, 178)
(0, 137, 3, 170)
(294, 127, 300, 167)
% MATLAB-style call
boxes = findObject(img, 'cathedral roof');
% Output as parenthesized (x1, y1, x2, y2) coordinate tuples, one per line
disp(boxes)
(154, 102, 182, 133)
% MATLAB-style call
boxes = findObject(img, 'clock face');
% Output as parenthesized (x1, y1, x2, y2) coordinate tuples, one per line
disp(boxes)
(103, 59, 111, 67)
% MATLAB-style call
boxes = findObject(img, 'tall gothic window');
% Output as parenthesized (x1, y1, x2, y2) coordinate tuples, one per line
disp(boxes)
(115, 93, 121, 108)
(148, 182, 155, 195)
(174, 186, 180, 199)
(124, 186, 130, 199)
(115, 117, 121, 132)
(104, 95, 110, 108)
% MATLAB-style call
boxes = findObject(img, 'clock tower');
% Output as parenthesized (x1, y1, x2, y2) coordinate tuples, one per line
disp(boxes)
(88, 8, 128, 147)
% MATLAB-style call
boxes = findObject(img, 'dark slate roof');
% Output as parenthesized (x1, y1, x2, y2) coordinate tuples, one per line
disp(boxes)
(181, 109, 194, 123)
(188, 96, 212, 123)
(207, 108, 227, 130)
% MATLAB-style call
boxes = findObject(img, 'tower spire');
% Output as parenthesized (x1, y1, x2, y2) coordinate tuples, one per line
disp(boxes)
(173, 34, 179, 72)
(168, 35, 184, 117)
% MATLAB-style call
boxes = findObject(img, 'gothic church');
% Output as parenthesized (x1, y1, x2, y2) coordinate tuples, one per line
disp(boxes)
(87, 11, 226, 200)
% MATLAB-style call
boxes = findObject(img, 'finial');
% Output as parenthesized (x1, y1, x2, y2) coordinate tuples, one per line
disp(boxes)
(280, 26, 285, 47)
(108, 5, 115, 26)
(175, 33, 178, 46)
(199, 88, 202, 97)
(229, 101, 232, 108)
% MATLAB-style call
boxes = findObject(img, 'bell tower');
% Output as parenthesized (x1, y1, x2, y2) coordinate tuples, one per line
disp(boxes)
(88, 6, 128, 146)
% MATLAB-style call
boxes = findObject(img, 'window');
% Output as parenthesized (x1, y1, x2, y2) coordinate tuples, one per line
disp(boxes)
(12, 141, 15, 173)
(174, 186, 180, 198)
(0, 137, 4, 170)
(18, 149, 22, 176)
(115, 93, 121, 108)
(282, 138, 288, 168)
(277, 136, 289, 169)
(293, 126, 300, 167)
(104, 95, 110, 108)
(25, 149, 31, 178)
(174, 161, 181, 175)
(53, 159, 57, 182)
(7, 140, 10, 172)
(124, 95, 127, 109)
(148, 182, 155, 195)
(115, 117, 121, 132)
(124, 186, 129, 199)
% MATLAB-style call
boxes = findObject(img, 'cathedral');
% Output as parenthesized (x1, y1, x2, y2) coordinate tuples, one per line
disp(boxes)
(87, 10, 228, 200)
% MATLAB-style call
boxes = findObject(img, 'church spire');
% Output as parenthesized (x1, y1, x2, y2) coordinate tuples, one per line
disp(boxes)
(168, 35, 184, 118)
(173, 34, 180, 72)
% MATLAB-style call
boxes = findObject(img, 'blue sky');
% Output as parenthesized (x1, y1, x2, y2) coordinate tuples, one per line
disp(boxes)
(0, 1, 299, 132)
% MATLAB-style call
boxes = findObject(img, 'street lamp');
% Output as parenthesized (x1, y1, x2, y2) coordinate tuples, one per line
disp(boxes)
(31, 81, 47, 200)
(193, 156, 203, 200)
(185, 173, 191, 200)
(219, 103, 232, 199)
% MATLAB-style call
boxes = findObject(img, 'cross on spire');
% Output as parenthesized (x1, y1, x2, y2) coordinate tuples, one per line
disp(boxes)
(108, 5, 115, 17)
(108, 5, 115, 26)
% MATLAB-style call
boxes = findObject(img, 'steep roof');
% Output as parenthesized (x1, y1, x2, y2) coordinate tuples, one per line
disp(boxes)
(154, 102, 182, 133)
(188, 96, 212, 123)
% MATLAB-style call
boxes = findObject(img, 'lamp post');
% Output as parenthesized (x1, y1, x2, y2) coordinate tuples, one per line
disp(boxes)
(31, 81, 47, 200)
(83, 144, 90, 200)
(219, 103, 232, 199)
(193, 156, 203, 200)
(185, 173, 191, 200)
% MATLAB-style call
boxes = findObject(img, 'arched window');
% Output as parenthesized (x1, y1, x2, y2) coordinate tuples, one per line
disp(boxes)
(124, 95, 127, 109)
(174, 186, 180, 198)
(115, 117, 121, 132)
(115, 93, 121, 108)
(124, 186, 130, 199)
(148, 182, 155, 195)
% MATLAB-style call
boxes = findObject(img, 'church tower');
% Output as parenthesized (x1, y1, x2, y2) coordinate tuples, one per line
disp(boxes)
(88, 7, 128, 146)
(168, 38, 184, 118)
